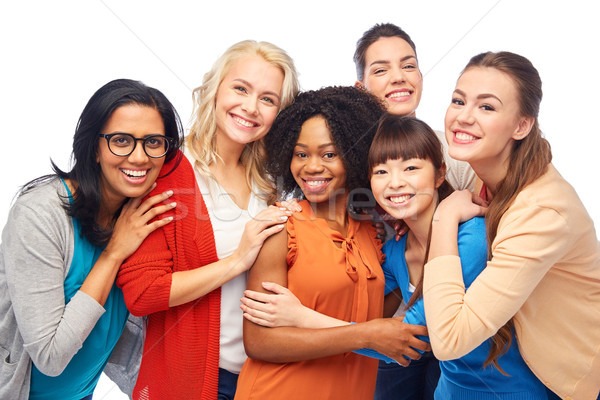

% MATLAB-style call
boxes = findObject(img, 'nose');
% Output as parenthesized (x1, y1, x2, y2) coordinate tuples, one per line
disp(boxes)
(456, 105, 475, 125)
(390, 66, 406, 85)
(241, 95, 259, 116)
(389, 170, 406, 189)
(127, 140, 150, 163)
(305, 156, 324, 173)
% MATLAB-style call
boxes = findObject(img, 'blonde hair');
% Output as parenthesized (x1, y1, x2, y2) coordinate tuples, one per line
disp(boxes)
(185, 40, 299, 203)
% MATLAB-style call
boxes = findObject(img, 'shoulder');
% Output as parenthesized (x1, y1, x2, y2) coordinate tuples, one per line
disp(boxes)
(11, 179, 69, 225)
(502, 165, 584, 233)
(382, 234, 407, 259)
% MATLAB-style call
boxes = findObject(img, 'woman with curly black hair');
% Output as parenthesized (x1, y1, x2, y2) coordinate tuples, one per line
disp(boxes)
(235, 86, 430, 400)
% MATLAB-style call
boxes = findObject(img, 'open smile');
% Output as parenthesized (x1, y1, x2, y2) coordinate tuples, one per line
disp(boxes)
(120, 168, 150, 183)
(230, 113, 259, 128)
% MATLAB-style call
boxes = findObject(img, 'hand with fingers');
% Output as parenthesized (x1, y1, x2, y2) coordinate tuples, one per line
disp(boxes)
(364, 317, 431, 367)
(241, 282, 308, 328)
(103, 184, 177, 263)
(279, 198, 302, 213)
(434, 189, 488, 224)
(229, 205, 291, 274)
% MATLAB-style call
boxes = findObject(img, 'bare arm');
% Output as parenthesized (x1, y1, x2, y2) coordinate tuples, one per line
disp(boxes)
(243, 227, 430, 365)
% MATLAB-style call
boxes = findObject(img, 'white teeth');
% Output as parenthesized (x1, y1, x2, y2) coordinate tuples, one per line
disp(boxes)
(455, 132, 477, 141)
(122, 169, 147, 177)
(389, 194, 411, 203)
(233, 115, 255, 127)
(388, 91, 410, 98)
(306, 180, 327, 187)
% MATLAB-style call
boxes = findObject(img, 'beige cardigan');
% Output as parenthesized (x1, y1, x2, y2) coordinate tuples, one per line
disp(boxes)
(424, 164, 600, 400)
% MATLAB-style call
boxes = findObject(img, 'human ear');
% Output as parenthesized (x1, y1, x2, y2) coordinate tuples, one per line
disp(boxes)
(435, 163, 447, 189)
(513, 116, 535, 141)
(354, 81, 365, 90)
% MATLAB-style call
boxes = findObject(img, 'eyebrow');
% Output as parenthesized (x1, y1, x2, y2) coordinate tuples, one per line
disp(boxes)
(294, 143, 336, 149)
(368, 55, 416, 68)
(453, 88, 503, 105)
(233, 78, 281, 101)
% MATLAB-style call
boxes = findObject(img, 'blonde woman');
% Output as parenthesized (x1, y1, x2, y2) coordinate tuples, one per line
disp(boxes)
(117, 40, 299, 400)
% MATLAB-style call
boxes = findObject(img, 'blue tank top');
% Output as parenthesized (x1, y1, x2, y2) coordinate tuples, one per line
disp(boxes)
(28, 180, 129, 400)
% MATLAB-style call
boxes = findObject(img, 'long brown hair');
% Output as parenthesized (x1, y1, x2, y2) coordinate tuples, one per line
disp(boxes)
(462, 52, 552, 371)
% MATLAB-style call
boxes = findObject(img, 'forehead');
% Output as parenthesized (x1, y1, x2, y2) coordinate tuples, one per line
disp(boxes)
(365, 36, 416, 63)
(102, 104, 164, 134)
(297, 116, 334, 144)
(457, 67, 518, 99)
(222, 54, 284, 91)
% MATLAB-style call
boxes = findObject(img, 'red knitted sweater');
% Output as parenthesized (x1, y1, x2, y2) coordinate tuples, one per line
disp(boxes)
(117, 151, 221, 400)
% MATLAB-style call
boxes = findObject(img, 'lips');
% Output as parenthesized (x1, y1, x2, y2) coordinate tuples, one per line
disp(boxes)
(452, 129, 479, 143)
(121, 168, 149, 183)
(385, 193, 415, 206)
(386, 89, 412, 102)
(301, 177, 332, 193)
(231, 113, 259, 128)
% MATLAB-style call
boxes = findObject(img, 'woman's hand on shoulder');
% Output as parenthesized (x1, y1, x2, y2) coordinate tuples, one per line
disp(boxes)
(230, 205, 291, 274)
(104, 183, 176, 263)
(279, 198, 302, 213)
(434, 189, 488, 224)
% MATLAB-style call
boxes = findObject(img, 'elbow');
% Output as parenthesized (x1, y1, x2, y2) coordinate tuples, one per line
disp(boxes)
(430, 336, 471, 361)
(30, 356, 70, 377)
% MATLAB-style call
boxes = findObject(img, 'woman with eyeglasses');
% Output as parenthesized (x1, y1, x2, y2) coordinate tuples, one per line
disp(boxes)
(0, 78, 182, 400)
(116, 40, 299, 400)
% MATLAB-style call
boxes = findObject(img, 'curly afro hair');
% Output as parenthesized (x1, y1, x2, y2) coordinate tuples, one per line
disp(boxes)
(265, 86, 385, 200)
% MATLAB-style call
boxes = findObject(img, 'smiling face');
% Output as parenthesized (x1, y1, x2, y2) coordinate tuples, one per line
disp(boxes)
(97, 104, 166, 209)
(359, 36, 423, 117)
(214, 54, 284, 150)
(445, 67, 533, 171)
(290, 116, 347, 207)
(370, 157, 443, 222)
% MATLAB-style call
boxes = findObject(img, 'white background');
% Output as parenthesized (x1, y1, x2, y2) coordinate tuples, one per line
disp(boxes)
(1, 1, 598, 398)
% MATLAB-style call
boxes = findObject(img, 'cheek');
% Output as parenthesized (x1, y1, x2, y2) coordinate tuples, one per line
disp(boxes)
(262, 108, 279, 130)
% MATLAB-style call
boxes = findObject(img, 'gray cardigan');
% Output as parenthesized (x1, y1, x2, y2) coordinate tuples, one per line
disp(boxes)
(0, 179, 141, 399)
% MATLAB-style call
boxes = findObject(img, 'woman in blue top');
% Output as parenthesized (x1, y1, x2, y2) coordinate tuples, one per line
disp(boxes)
(0, 79, 181, 400)
(241, 115, 555, 399)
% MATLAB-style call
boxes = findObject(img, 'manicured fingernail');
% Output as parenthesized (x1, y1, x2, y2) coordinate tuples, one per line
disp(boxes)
(170, 202, 177, 207)
(280, 216, 288, 221)
(165, 190, 173, 196)
(164, 216, 174, 222)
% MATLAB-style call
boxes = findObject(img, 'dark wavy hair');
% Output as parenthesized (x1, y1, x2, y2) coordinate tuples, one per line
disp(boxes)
(264, 86, 385, 202)
(354, 23, 417, 81)
(21, 79, 183, 246)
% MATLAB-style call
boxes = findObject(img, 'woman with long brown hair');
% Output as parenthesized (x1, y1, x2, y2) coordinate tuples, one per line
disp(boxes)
(425, 51, 600, 399)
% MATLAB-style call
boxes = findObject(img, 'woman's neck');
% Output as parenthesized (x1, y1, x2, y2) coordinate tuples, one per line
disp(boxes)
(215, 131, 246, 169)
(312, 192, 349, 230)
(470, 159, 509, 201)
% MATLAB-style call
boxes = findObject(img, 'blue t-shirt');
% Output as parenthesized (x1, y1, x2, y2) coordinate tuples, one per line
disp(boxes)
(357, 217, 549, 399)
(28, 182, 129, 400)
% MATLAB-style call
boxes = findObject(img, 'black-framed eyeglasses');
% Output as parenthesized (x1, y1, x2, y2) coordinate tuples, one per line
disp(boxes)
(100, 133, 173, 158)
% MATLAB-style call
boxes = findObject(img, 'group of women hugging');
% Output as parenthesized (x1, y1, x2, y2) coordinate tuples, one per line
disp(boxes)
(1, 22, 599, 400)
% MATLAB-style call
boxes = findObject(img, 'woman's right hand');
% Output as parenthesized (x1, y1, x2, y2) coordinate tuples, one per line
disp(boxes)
(434, 189, 488, 224)
(364, 317, 431, 366)
(241, 282, 306, 328)
(103, 184, 176, 264)
(230, 205, 291, 273)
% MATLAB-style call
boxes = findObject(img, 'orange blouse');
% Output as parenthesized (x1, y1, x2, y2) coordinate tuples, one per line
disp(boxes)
(235, 201, 385, 400)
